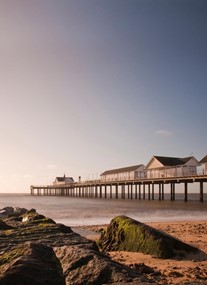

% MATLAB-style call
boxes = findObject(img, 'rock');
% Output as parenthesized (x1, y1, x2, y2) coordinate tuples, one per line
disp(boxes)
(129, 263, 156, 275)
(0, 219, 13, 230)
(13, 207, 28, 215)
(0, 209, 153, 284)
(0, 210, 95, 251)
(0, 242, 65, 285)
(55, 245, 150, 285)
(167, 270, 184, 277)
(21, 211, 56, 225)
(98, 215, 199, 258)
(0, 209, 11, 218)
(0, 207, 27, 218)
(0, 207, 28, 224)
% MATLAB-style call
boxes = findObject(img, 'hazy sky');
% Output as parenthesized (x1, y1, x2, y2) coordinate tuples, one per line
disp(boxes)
(0, 0, 207, 193)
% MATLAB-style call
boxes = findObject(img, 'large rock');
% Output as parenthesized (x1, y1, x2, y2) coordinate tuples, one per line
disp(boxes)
(0, 242, 65, 285)
(98, 215, 198, 258)
(0, 209, 96, 252)
(55, 245, 150, 285)
(0, 209, 153, 284)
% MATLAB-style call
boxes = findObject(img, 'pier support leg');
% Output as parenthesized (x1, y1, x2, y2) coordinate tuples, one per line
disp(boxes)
(184, 182, 188, 202)
(200, 182, 204, 203)
(115, 184, 118, 199)
(143, 184, 145, 200)
(139, 184, 141, 200)
(148, 184, 150, 200)
(135, 184, 138, 199)
(159, 184, 161, 201)
(105, 185, 107, 199)
(121, 185, 125, 199)
(152, 184, 154, 200)
(170, 183, 174, 201)
(130, 184, 133, 199)
(161, 183, 164, 200)
(100, 186, 102, 198)
(110, 185, 112, 199)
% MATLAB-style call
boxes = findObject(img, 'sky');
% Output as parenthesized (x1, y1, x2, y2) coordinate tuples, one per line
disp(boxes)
(0, 0, 207, 193)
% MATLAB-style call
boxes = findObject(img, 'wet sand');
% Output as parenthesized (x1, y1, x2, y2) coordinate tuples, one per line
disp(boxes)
(77, 221, 207, 284)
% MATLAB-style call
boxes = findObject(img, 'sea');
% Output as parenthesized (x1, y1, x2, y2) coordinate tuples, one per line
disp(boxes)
(0, 193, 206, 227)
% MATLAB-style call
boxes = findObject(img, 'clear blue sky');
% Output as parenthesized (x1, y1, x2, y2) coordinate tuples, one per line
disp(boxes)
(0, 0, 207, 192)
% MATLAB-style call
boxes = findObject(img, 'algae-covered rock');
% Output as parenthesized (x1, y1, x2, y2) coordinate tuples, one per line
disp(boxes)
(21, 210, 56, 225)
(0, 209, 155, 284)
(98, 216, 198, 258)
(0, 242, 65, 285)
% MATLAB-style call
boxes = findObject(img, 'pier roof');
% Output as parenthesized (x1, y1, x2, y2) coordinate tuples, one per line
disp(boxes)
(101, 165, 144, 176)
(200, 155, 207, 163)
(154, 156, 193, 166)
(55, 176, 74, 182)
(145, 155, 197, 169)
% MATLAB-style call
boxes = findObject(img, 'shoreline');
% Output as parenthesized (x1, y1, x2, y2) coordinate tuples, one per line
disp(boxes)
(75, 220, 207, 285)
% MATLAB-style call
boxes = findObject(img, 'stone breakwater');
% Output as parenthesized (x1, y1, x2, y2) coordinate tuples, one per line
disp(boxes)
(0, 207, 153, 285)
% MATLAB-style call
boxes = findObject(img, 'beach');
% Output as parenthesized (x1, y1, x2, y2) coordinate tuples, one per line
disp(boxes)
(80, 220, 207, 284)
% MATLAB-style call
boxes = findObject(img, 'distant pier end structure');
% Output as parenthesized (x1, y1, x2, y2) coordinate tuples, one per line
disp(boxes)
(30, 155, 207, 202)
(53, 175, 74, 185)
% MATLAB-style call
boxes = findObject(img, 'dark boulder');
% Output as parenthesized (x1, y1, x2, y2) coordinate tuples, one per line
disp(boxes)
(55, 245, 150, 285)
(0, 242, 65, 285)
(0, 219, 13, 230)
(98, 215, 198, 258)
(0, 207, 27, 218)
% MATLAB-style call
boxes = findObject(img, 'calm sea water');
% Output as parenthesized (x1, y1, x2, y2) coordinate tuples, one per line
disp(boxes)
(0, 194, 206, 226)
(0, 194, 207, 227)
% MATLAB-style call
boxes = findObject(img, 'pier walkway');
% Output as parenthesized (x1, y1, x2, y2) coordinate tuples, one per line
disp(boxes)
(30, 175, 207, 202)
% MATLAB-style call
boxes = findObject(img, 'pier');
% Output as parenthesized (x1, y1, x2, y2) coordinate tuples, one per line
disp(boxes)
(31, 175, 207, 202)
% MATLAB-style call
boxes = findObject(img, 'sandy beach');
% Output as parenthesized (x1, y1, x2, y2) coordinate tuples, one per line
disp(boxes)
(78, 221, 207, 284)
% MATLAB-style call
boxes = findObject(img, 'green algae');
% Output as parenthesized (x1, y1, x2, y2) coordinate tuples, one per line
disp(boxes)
(98, 215, 198, 259)
(0, 246, 28, 265)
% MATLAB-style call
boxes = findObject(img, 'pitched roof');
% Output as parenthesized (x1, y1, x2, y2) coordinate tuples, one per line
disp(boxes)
(150, 156, 194, 167)
(55, 176, 74, 182)
(56, 177, 65, 182)
(200, 155, 207, 163)
(101, 165, 144, 176)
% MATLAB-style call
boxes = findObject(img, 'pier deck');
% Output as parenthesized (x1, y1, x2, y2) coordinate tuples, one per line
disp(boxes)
(31, 175, 207, 202)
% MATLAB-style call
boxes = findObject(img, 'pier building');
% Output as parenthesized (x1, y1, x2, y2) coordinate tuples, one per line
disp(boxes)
(100, 164, 146, 181)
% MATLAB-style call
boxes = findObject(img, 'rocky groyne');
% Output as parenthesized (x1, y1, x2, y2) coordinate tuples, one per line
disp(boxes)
(0, 207, 153, 285)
